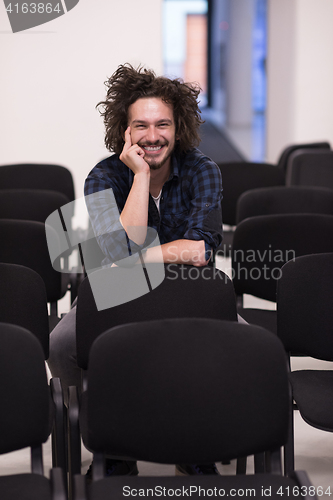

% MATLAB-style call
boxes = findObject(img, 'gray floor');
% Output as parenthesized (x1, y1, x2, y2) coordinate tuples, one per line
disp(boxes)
(1, 256, 332, 490)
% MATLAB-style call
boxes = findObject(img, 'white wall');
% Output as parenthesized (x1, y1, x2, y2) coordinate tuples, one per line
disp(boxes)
(266, 0, 333, 162)
(0, 0, 163, 199)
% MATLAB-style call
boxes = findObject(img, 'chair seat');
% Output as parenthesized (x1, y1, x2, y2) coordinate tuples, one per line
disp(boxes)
(290, 370, 333, 431)
(88, 473, 309, 499)
(0, 474, 52, 500)
(237, 308, 277, 335)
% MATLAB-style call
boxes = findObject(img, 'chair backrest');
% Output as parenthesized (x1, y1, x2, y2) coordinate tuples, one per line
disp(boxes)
(217, 162, 285, 225)
(0, 263, 49, 358)
(277, 141, 331, 173)
(76, 264, 238, 369)
(236, 186, 333, 224)
(0, 189, 70, 223)
(277, 253, 333, 361)
(0, 163, 75, 203)
(286, 150, 333, 189)
(84, 319, 289, 464)
(0, 219, 65, 304)
(0, 323, 51, 455)
(231, 214, 333, 302)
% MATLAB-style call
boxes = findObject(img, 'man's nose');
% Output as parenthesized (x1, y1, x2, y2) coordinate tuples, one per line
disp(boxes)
(146, 126, 158, 143)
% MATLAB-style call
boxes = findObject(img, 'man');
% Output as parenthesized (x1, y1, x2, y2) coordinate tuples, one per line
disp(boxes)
(48, 63, 223, 477)
(85, 64, 222, 268)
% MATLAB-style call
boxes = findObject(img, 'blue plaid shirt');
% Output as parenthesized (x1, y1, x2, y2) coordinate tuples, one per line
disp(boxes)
(84, 147, 223, 265)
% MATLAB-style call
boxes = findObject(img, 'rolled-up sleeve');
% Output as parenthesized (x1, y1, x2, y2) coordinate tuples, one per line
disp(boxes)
(183, 160, 223, 251)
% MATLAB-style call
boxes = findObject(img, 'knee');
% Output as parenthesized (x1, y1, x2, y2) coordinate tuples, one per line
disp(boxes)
(48, 307, 77, 365)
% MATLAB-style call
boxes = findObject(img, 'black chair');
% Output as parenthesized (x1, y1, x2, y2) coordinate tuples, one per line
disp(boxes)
(216, 162, 285, 256)
(277, 253, 333, 476)
(0, 163, 75, 203)
(0, 163, 81, 302)
(286, 150, 333, 189)
(0, 262, 50, 357)
(68, 264, 238, 491)
(236, 186, 333, 223)
(0, 188, 81, 303)
(76, 264, 238, 374)
(231, 214, 333, 334)
(0, 189, 70, 223)
(0, 219, 67, 329)
(276, 141, 331, 174)
(0, 322, 67, 500)
(216, 142, 331, 257)
(72, 319, 315, 499)
(0, 263, 67, 479)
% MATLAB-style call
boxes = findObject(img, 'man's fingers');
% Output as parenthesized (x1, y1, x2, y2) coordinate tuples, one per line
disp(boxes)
(127, 144, 145, 158)
(120, 127, 148, 173)
(123, 126, 132, 149)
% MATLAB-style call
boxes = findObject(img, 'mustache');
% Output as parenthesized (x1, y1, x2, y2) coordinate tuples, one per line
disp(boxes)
(138, 141, 167, 147)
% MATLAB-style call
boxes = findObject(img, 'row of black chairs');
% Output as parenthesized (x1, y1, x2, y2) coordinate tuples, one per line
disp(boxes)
(2, 253, 332, 499)
(0, 152, 332, 498)
(0, 163, 76, 499)
(218, 140, 333, 254)
(0, 163, 83, 327)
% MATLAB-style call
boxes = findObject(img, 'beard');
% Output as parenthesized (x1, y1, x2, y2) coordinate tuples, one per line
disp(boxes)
(138, 140, 175, 171)
(146, 148, 174, 170)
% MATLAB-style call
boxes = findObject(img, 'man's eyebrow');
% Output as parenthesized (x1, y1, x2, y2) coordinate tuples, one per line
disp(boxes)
(131, 119, 173, 125)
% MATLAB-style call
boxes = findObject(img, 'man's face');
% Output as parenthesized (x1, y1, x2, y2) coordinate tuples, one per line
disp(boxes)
(127, 97, 177, 170)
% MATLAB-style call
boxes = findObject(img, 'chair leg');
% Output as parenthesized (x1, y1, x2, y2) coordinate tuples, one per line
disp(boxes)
(254, 452, 266, 473)
(50, 378, 68, 495)
(68, 386, 81, 500)
(236, 456, 247, 474)
(50, 467, 67, 500)
(284, 399, 295, 476)
(265, 451, 271, 473)
(73, 474, 87, 500)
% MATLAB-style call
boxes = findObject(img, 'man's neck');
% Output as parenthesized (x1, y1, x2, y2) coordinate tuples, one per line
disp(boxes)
(149, 160, 171, 198)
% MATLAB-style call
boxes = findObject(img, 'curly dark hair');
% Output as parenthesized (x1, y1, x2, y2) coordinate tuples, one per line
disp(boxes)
(96, 63, 204, 155)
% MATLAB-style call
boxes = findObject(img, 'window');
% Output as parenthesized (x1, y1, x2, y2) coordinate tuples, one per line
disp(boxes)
(163, 0, 208, 107)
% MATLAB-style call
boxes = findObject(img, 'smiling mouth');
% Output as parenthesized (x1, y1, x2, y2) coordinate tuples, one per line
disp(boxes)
(142, 145, 164, 153)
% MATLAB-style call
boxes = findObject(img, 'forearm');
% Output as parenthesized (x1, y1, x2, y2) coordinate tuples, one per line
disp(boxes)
(145, 239, 210, 267)
(119, 172, 150, 245)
